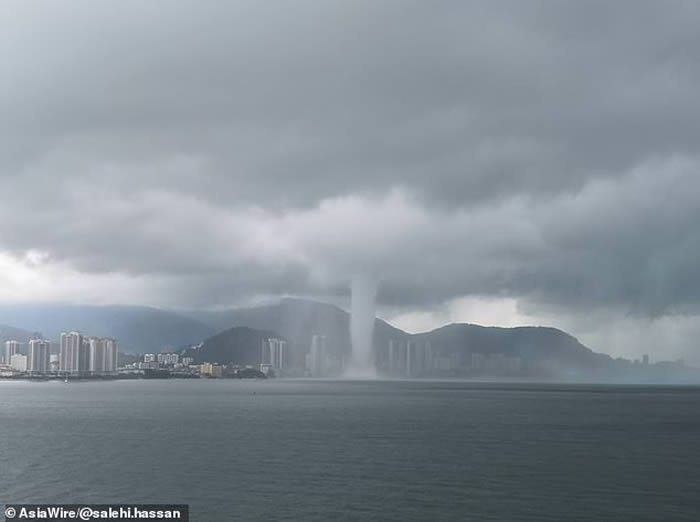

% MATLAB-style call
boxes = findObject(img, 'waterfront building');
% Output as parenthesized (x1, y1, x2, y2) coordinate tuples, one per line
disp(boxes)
(385, 339, 432, 377)
(200, 362, 222, 377)
(157, 352, 179, 366)
(143, 353, 156, 363)
(50, 354, 59, 372)
(85, 337, 118, 374)
(387, 339, 401, 375)
(10, 353, 28, 372)
(3, 340, 20, 365)
(424, 342, 434, 373)
(28, 339, 51, 374)
(261, 338, 286, 372)
(386, 339, 411, 376)
(88, 337, 105, 374)
(103, 338, 117, 372)
(60, 331, 88, 374)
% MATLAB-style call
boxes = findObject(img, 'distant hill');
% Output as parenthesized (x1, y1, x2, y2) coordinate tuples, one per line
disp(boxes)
(415, 323, 611, 370)
(0, 299, 611, 375)
(191, 297, 406, 361)
(417, 323, 593, 360)
(189, 326, 285, 366)
(0, 324, 35, 342)
(190, 298, 608, 375)
(0, 304, 215, 353)
(1, 298, 692, 381)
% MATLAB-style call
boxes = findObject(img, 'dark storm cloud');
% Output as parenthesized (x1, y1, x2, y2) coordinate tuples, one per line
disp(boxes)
(2, 0, 700, 331)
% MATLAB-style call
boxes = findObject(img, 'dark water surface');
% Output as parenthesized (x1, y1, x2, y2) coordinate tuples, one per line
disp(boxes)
(1, 380, 699, 521)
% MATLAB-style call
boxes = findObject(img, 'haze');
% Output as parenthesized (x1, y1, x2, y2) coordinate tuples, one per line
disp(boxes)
(2, 1, 700, 364)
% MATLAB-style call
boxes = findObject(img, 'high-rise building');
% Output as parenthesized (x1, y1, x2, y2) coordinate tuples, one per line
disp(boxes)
(388, 339, 397, 374)
(103, 338, 117, 372)
(88, 337, 105, 374)
(403, 341, 431, 377)
(3, 340, 20, 365)
(27, 339, 51, 374)
(275, 340, 287, 370)
(60, 331, 89, 374)
(385, 339, 431, 377)
(424, 342, 433, 374)
(261, 338, 286, 372)
(87, 337, 118, 374)
(386, 339, 410, 376)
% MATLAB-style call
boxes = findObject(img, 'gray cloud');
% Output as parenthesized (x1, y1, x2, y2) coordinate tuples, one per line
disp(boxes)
(2, 0, 700, 359)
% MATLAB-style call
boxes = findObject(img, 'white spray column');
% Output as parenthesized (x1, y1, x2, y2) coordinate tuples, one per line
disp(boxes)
(346, 275, 379, 378)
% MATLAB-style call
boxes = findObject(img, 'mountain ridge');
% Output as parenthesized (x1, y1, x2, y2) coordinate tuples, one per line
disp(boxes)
(0, 299, 601, 367)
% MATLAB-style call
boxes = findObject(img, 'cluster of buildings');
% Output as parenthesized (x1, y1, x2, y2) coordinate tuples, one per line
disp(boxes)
(304, 334, 347, 377)
(378, 339, 526, 377)
(381, 339, 435, 377)
(0, 328, 584, 381)
(122, 352, 193, 372)
(121, 351, 264, 379)
(260, 337, 287, 376)
(297, 336, 524, 378)
(0, 331, 118, 377)
(1, 339, 52, 375)
(141, 352, 190, 367)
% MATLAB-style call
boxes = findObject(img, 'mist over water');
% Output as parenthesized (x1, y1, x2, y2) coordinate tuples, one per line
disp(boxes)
(346, 275, 378, 378)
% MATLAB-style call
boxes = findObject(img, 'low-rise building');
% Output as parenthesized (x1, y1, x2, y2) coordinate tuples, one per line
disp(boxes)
(10, 353, 28, 373)
(200, 362, 223, 377)
(157, 353, 179, 366)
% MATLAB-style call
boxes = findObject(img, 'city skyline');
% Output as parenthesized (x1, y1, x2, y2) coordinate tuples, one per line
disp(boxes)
(0, 330, 118, 376)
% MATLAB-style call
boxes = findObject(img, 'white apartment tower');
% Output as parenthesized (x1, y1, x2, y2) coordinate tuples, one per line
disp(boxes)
(87, 337, 105, 374)
(87, 337, 118, 374)
(261, 338, 286, 371)
(104, 338, 118, 373)
(3, 340, 20, 365)
(60, 331, 89, 374)
(27, 339, 51, 374)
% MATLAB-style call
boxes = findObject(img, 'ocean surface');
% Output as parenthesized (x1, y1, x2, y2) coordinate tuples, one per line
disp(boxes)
(1, 379, 699, 521)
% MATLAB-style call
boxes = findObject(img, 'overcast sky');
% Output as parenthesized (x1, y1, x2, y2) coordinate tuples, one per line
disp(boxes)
(2, 1, 700, 362)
